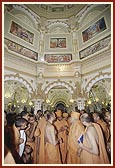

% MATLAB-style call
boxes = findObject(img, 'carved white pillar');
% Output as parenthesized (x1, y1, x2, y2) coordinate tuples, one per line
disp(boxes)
(76, 98, 86, 110)
(39, 31, 44, 52)
(72, 31, 78, 52)
(39, 40, 44, 52)
(34, 99, 43, 114)
(42, 102, 48, 113)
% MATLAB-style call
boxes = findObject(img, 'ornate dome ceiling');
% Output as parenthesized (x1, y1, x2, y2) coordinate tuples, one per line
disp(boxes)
(25, 4, 87, 19)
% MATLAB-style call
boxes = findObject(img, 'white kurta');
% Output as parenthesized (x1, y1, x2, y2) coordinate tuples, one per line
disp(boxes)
(19, 130, 26, 157)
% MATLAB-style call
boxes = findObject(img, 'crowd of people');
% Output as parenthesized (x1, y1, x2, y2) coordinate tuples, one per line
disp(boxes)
(4, 107, 111, 165)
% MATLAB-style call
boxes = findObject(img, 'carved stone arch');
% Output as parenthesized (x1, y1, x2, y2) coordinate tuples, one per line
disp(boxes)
(85, 73, 111, 92)
(47, 22, 69, 33)
(11, 4, 39, 29)
(4, 74, 33, 95)
(54, 101, 67, 109)
(15, 14, 36, 29)
(79, 4, 108, 27)
(44, 81, 74, 94)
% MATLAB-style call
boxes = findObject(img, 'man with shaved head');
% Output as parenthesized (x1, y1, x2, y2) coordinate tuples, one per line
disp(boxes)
(78, 113, 110, 164)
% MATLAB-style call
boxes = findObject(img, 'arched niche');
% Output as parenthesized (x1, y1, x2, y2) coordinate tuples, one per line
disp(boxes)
(55, 101, 66, 110)
(85, 77, 111, 112)
(10, 4, 39, 29)
(79, 4, 109, 27)
(44, 80, 74, 94)
(47, 22, 69, 33)
(4, 75, 34, 112)
(4, 74, 33, 94)
(85, 73, 111, 93)
(44, 80, 75, 109)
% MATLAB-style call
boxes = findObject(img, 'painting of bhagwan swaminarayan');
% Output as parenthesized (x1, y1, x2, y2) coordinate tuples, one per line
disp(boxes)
(44, 54, 72, 63)
(10, 21, 34, 44)
(50, 38, 66, 48)
(82, 17, 107, 43)
(5, 38, 38, 61)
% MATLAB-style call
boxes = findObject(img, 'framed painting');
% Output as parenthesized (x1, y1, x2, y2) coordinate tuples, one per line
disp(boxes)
(10, 21, 34, 44)
(50, 38, 66, 48)
(82, 17, 107, 43)
(44, 54, 72, 63)
(79, 35, 111, 59)
(5, 38, 38, 61)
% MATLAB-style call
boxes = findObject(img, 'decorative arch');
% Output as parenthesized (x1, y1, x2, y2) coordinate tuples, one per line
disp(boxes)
(85, 73, 111, 92)
(78, 4, 108, 27)
(55, 101, 66, 109)
(4, 74, 33, 94)
(47, 21, 69, 33)
(53, 98, 69, 108)
(44, 80, 74, 94)
(11, 4, 39, 29)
